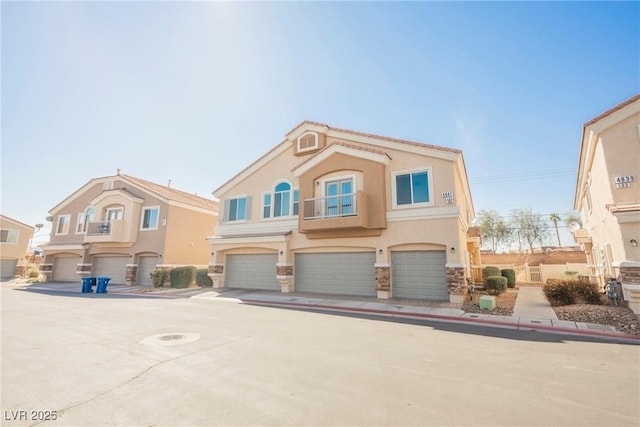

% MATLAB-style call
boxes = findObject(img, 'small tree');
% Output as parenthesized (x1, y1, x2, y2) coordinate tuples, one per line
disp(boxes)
(510, 208, 550, 252)
(477, 209, 511, 252)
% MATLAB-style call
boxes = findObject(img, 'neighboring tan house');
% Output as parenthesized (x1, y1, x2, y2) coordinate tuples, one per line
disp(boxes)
(40, 173, 218, 285)
(208, 121, 477, 302)
(573, 94, 640, 313)
(0, 215, 34, 279)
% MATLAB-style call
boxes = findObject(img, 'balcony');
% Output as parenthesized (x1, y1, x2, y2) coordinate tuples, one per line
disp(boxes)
(300, 191, 369, 233)
(84, 220, 129, 243)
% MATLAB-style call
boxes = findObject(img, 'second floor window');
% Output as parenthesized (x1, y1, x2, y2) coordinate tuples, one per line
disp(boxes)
(223, 196, 250, 222)
(56, 215, 71, 235)
(394, 169, 431, 207)
(0, 229, 19, 243)
(141, 207, 159, 230)
(263, 182, 299, 219)
(76, 207, 95, 234)
(106, 207, 124, 221)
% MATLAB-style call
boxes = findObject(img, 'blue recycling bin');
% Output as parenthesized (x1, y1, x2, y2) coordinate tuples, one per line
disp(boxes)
(81, 277, 96, 293)
(96, 276, 111, 294)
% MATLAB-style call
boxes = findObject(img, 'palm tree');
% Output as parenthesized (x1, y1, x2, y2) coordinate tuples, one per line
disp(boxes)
(550, 213, 561, 247)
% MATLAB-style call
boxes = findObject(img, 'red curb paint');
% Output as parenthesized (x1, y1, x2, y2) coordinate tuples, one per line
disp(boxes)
(240, 298, 640, 343)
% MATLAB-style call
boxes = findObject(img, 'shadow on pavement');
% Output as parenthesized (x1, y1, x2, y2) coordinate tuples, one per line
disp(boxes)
(244, 302, 640, 346)
(17, 288, 174, 300)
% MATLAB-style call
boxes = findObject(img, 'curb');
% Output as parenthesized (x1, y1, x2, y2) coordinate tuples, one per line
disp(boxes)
(239, 298, 640, 344)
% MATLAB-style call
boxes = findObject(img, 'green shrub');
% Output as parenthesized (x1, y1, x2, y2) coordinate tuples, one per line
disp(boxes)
(485, 276, 508, 295)
(543, 278, 602, 306)
(150, 269, 169, 287)
(28, 269, 40, 278)
(195, 268, 213, 287)
(564, 270, 579, 279)
(170, 266, 196, 289)
(482, 267, 501, 281)
(501, 269, 516, 288)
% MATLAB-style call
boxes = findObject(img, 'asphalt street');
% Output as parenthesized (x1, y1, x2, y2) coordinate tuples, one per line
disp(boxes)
(1, 285, 639, 427)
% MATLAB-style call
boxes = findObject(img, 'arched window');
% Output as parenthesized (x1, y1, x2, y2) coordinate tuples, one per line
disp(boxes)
(263, 181, 299, 219)
(77, 206, 95, 233)
(274, 182, 291, 217)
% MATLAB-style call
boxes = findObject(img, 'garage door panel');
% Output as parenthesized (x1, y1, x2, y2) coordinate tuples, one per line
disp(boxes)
(295, 252, 376, 297)
(92, 256, 128, 285)
(392, 251, 447, 300)
(53, 257, 79, 282)
(137, 256, 157, 286)
(0, 259, 18, 279)
(226, 254, 279, 291)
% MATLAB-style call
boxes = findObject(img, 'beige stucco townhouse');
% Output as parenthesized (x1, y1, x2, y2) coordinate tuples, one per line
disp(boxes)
(573, 94, 640, 313)
(40, 173, 218, 285)
(0, 214, 35, 279)
(208, 121, 478, 302)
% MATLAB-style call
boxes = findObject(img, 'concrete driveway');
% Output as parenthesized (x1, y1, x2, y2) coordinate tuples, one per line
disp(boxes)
(1, 285, 638, 426)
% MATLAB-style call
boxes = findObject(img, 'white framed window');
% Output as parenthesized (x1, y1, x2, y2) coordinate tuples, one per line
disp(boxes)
(76, 207, 95, 234)
(140, 206, 160, 230)
(263, 193, 272, 219)
(324, 177, 355, 217)
(392, 167, 433, 208)
(106, 207, 124, 221)
(56, 214, 71, 235)
(223, 196, 250, 222)
(297, 132, 319, 152)
(0, 229, 19, 244)
(261, 181, 299, 219)
(103, 181, 114, 190)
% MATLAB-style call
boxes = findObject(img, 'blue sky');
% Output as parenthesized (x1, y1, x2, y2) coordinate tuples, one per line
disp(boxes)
(2, 1, 638, 248)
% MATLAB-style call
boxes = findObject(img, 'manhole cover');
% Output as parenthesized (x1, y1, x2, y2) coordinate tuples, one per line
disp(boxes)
(159, 334, 185, 341)
(139, 332, 200, 347)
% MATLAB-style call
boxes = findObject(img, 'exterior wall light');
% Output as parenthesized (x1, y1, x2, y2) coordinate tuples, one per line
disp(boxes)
(450, 247, 456, 254)
(378, 249, 383, 254)
(631, 239, 638, 247)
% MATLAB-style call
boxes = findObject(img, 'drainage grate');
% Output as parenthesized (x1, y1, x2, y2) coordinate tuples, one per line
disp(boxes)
(139, 332, 200, 347)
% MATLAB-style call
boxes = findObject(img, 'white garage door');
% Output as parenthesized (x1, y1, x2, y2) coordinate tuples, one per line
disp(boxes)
(392, 251, 448, 300)
(0, 259, 18, 279)
(53, 257, 79, 282)
(137, 256, 158, 286)
(295, 252, 376, 297)
(92, 256, 129, 285)
(225, 254, 279, 291)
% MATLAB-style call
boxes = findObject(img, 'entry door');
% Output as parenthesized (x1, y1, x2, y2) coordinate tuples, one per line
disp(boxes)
(325, 179, 354, 217)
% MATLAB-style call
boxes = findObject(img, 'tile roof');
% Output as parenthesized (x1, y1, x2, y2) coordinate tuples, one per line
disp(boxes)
(288, 120, 462, 154)
(584, 93, 640, 127)
(120, 174, 218, 211)
(467, 226, 481, 238)
(0, 214, 34, 229)
(214, 121, 462, 195)
(291, 141, 391, 173)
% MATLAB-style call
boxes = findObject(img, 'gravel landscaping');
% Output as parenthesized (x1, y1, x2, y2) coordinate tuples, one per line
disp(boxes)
(553, 304, 640, 336)
(461, 285, 640, 336)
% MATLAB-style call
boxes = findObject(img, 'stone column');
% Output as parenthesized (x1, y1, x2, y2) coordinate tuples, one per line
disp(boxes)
(446, 265, 467, 303)
(208, 264, 224, 288)
(39, 263, 53, 282)
(76, 263, 92, 277)
(277, 263, 294, 293)
(375, 263, 391, 299)
(619, 263, 640, 314)
(125, 264, 138, 286)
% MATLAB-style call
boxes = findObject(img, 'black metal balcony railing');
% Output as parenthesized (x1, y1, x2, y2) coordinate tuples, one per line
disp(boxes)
(303, 193, 357, 220)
